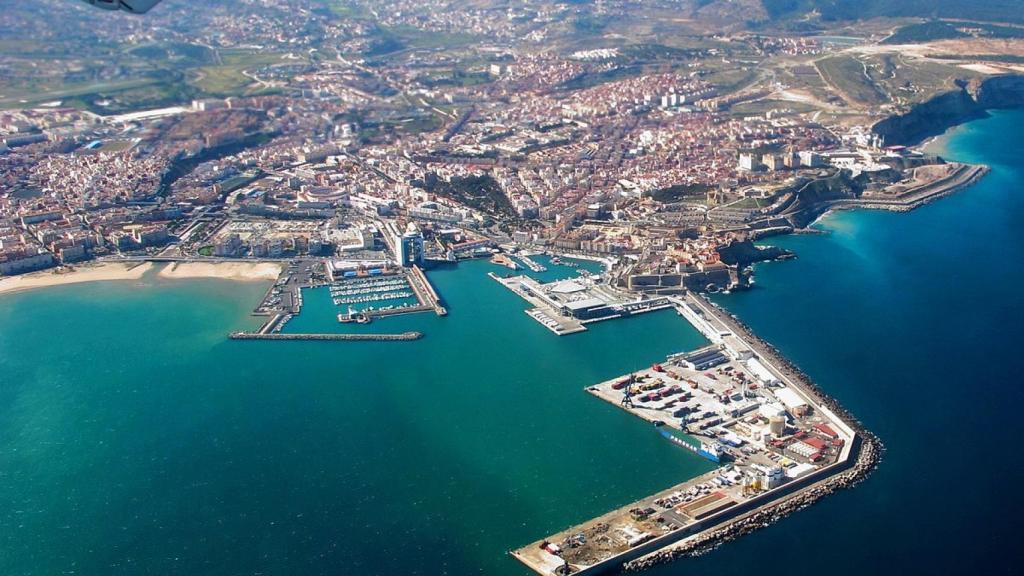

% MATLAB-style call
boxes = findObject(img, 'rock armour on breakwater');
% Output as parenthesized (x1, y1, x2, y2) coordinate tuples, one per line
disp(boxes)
(834, 164, 989, 212)
(625, 435, 882, 571)
(787, 163, 989, 228)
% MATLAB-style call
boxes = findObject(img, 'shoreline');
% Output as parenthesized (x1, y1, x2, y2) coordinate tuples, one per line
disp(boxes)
(871, 76, 1024, 148)
(633, 106, 998, 561)
(0, 261, 154, 297)
(157, 261, 283, 282)
(0, 260, 285, 297)
(775, 162, 990, 233)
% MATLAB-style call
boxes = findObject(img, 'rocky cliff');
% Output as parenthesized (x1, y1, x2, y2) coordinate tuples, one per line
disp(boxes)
(717, 240, 793, 267)
(873, 75, 1024, 146)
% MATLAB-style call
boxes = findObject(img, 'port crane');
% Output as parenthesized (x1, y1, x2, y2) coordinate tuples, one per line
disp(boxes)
(619, 372, 636, 408)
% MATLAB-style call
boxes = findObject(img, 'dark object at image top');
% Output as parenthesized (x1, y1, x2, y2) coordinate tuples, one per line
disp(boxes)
(79, 0, 162, 13)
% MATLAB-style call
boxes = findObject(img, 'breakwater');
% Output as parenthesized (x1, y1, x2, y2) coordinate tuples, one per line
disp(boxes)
(691, 293, 882, 449)
(626, 434, 881, 570)
(842, 163, 989, 211)
(514, 290, 882, 576)
(620, 294, 884, 572)
(785, 163, 989, 228)
(229, 331, 423, 341)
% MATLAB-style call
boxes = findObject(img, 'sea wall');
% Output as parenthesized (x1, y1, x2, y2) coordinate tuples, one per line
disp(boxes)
(623, 296, 885, 572)
(780, 162, 989, 229)
(625, 434, 880, 571)
(873, 75, 1024, 146)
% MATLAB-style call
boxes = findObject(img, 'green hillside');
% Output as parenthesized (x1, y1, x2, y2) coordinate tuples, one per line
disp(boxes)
(761, 0, 1024, 24)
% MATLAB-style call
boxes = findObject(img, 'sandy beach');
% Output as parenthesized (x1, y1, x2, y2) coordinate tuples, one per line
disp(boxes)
(158, 261, 283, 282)
(0, 262, 155, 297)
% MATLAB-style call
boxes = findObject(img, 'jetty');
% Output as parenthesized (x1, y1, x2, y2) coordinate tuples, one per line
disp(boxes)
(366, 304, 433, 318)
(408, 264, 448, 316)
(229, 331, 423, 342)
(517, 253, 548, 273)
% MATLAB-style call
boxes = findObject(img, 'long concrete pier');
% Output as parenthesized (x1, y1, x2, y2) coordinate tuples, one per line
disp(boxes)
(408, 265, 448, 316)
(365, 304, 433, 318)
(229, 331, 423, 341)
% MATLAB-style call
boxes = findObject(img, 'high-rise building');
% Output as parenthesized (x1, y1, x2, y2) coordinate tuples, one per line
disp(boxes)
(783, 150, 800, 169)
(738, 153, 762, 172)
(397, 223, 425, 267)
(799, 151, 825, 168)
(762, 154, 785, 171)
(214, 233, 243, 257)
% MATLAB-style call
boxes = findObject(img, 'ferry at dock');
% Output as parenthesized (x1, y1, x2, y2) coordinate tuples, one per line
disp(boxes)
(657, 426, 724, 463)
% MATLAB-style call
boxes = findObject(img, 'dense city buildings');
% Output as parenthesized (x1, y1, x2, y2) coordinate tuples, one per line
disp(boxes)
(3, 1, 1013, 281)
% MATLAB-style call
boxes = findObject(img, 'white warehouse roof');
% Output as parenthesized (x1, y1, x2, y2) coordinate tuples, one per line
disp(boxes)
(746, 358, 778, 383)
(774, 387, 808, 410)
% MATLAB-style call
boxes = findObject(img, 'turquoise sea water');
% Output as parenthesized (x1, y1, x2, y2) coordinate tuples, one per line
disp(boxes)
(3, 110, 1024, 575)
(286, 255, 603, 334)
(0, 261, 710, 576)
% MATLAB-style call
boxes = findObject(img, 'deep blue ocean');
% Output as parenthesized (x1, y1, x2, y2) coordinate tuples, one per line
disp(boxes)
(1, 110, 1023, 575)
(685, 109, 1024, 575)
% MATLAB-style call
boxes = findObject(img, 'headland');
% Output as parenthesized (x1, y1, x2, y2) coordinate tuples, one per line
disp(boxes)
(873, 75, 1024, 146)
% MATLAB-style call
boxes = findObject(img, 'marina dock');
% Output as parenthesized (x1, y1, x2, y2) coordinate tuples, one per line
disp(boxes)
(244, 258, 448, 336)
(331, 265, 446, 324)
(517, 253, 548, 273)
(365, 304, 433, 318)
